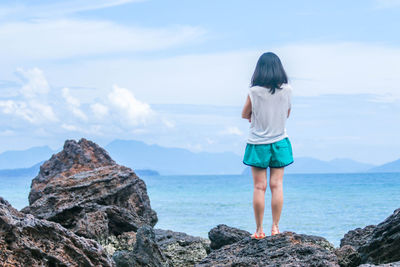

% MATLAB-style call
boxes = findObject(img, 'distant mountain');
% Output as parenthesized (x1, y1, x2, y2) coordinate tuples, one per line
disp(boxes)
(134, 169, 160, 176)
(105, 139, 243, 175)
(0, 161, 44, 177)
(0, 146, 55, 169)
(242, 157, 376, 175)
(368, 158, 400, 173)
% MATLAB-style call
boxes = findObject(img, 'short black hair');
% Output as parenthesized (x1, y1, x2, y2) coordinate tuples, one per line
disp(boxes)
(250, 52, 288, 94)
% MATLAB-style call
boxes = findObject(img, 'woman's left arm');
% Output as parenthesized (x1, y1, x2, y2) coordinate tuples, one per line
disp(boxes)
(241, 95, 252, 122)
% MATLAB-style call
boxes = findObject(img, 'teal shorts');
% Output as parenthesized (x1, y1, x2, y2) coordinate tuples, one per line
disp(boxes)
(243, 137, 294, 168)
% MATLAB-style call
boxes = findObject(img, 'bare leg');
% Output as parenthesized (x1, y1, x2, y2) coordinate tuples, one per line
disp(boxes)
(251, 166, 267, 235)
(269, 167, 284, 235)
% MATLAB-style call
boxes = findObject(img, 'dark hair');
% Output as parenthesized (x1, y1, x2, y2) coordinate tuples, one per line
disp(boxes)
(250, 52, 288, 94)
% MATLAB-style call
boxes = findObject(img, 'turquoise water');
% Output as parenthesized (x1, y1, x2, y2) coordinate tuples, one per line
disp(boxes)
(1, 172, 399, 247)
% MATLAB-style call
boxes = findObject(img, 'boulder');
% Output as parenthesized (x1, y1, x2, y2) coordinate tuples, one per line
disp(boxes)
(339, 208, 400, 266)
(154, 228, 211, 267)
(208, 223, 251, 250)
(20, 138, 158, 244)
(112, 225, 171, 267)
(196, 230, 339, 267)
(0, 196, 114, 266)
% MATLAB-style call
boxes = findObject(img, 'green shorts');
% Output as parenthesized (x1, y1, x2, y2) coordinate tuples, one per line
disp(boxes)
(243, 137, 294, 168)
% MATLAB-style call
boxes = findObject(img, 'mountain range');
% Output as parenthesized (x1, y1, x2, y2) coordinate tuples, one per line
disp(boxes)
(0, 139, 399, 175)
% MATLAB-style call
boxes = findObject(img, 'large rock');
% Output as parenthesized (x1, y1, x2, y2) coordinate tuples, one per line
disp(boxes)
(112, 225, 171, 267)
(20, 138, 158, 244)
(339, 208, 400, 266)
(196, 230, 339, 267)
(208, 224, 250, 250)
(154, 228, 211, 267)
(0, 196, 114, 266)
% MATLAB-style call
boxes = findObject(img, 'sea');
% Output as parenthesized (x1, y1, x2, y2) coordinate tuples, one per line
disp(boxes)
(1, 172, 399, 248)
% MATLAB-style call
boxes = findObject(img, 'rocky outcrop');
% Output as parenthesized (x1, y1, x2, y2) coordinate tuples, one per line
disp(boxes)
(20, 138, 158, 243)
(0, 196, 114, 266)
(338, 208, 400, 266)
(154, 228, 211, 267)
(208, 223, 251, 250)
(196, 230, 339, 267)
(112, 225, 172, 267)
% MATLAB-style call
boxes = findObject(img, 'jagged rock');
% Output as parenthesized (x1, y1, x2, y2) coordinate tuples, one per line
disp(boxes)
(359, 261, 400, 267)
(20, 138, 158, 244)
(340, 208, 400, 266)
(196, 230, 339, 267)
(340, 225, 376, 250)
(208, 223, 251, 250)
(154, 228, 211, 267)
(112, 225, 171, 267)
(0, 196, 114, 266)
(334, 245, 361, 267)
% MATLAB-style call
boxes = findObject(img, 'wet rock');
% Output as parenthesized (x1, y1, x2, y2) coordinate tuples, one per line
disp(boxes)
(20, 138, 158, 243)
(334, 245, 361, 267)
(0, 196, 114, 266)
(154, 228, 211, 267)
(196, 230, 339, 267)
(208, 223, 251, 250)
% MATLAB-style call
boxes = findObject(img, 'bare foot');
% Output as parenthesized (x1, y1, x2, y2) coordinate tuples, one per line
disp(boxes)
(271, 224, 280, 236)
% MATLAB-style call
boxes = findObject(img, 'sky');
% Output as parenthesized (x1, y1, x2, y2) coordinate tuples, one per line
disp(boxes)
(0, 0, 400, 165)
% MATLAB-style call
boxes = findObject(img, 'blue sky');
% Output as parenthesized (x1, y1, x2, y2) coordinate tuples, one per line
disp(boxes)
(0, 0, 400, 165)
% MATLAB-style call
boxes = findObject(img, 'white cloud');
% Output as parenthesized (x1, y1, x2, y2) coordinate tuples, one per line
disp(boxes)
(219, 126, 243, 136)
(90, 102, 109, 118)
(0, 68, 58, 124)
(0, 0, 146, 19)
(16, 67, 49, 98)
(45, 42, 400, 106)
(107, 84, 154, 126)
(62, 87, 88, 121)
(0, 19, 206, 62)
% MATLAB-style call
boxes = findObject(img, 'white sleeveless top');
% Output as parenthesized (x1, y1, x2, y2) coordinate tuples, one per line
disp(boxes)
(247, 83, 292, 144)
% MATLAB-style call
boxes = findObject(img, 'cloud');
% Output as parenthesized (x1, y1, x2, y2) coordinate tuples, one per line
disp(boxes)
(16, 67, 50, 98)
(0, 19, 206, 62)
(107, 84, 154, 126)
(90, 102, 109, 118)
(0, 68, 58, 124)
(61, 87, 88, 121)
(0, 0, 146, 19)
(219, 126, 243, 136)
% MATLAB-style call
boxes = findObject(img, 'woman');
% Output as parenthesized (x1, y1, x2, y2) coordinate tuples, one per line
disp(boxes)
(241, 52, 294, 239)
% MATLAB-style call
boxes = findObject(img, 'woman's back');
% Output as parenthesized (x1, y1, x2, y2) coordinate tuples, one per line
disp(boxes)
(248, 83, 292, 144)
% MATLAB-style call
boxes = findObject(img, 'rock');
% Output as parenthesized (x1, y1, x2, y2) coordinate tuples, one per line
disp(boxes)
(112, 225, 171, 267)
(0, 196, 114, 266)
(208, 224, 251, 250)
(154, 228, 211, 267)
(20, 138, 158, 244)
(340, 208, 400, 265)
(334, 245, 361, 267)
(359, 261, 400, 267)
(340, 225, 376, 250)
(196, 231, 339, 267)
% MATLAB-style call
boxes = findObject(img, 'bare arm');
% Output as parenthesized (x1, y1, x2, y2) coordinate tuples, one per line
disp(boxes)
(287, 108, 291, 118)
(241, 95, 252, 122)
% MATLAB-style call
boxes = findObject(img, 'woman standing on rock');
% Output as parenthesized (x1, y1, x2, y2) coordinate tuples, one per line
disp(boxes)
(241, 52, 294, 239)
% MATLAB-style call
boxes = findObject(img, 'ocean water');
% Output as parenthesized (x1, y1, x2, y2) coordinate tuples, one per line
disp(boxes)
(1, 172, 399, 247)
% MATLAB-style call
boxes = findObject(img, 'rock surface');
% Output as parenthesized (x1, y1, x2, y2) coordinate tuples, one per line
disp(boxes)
(20, 138, 158, 243)
(154, 228, 211, 267)
(208, 223, 251, 250)
(112, 225, 171, 267)
(339, 208, 400, 266)
(0, 196, 114, 266)
(196, 230, 339, 267)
